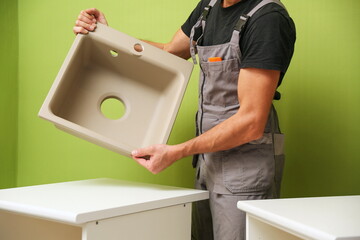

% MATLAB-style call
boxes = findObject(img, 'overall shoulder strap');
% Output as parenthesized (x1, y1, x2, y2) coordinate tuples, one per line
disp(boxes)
(233, 0, 286, 33)
(202, 0, 218, 21)
(248, 0, 285, 17)
(190, 0, 218, 64)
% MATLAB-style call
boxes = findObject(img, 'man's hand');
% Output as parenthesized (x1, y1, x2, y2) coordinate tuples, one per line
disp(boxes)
(73, 8, 108, 35)
(131, 144, 182, 174)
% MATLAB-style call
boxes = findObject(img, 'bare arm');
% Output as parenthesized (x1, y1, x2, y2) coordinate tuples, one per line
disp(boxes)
(73, 9, 190, 59)
(132, 68, 280, 173)
(141, 29, 191, 60)
(177, 68, 280, 155)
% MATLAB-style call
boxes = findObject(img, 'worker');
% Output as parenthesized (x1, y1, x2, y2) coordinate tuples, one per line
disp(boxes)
(74, 0, 296, 239)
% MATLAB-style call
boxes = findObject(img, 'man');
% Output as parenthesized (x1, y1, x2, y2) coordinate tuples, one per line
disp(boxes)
(74, 0, 295, 239)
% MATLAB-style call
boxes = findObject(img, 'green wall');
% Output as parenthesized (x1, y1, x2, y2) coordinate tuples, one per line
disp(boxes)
(0, 0, 18, 189)
(2, 0, 360, 197)
(276, 1, 360, 197)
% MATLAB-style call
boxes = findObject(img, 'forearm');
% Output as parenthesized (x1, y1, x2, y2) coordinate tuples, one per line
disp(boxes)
(140, 29, 191, 59)
(140, 40, 165, 50)
(175, 109, 266, 158)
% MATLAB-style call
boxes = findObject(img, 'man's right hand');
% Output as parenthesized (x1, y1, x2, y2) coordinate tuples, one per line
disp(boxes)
(73, 8, 108, 35)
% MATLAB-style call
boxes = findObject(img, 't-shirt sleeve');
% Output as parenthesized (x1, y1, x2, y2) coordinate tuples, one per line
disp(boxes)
(181, 0, 209, 38)
(240, 10, 296, 74)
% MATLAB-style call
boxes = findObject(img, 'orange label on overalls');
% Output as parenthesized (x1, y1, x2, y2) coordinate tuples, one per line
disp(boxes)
(208, 57, 222, 62)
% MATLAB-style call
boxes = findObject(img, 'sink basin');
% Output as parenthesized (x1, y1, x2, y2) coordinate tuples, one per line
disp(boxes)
(39, 23, 193, 157)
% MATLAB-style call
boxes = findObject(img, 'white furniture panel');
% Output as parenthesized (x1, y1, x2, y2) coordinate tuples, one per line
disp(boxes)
(0, 178, 208, 240)
(237, 196, 360, 240)
(83, 203, 191, 240)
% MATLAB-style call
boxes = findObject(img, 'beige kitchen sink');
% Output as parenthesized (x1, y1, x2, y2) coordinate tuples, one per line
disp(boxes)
(39, 23, 193, 157)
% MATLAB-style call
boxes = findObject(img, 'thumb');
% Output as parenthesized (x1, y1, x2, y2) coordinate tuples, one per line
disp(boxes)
(131, 148, 151, 160)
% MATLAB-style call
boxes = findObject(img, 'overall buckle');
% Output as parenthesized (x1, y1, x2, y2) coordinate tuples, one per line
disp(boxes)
(234, 14, 250, 32)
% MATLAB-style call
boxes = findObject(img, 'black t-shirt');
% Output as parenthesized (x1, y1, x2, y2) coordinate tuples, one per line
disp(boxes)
(181, 0, 296, 85)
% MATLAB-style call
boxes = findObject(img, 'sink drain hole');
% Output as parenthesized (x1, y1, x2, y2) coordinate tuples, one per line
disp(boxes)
(101, 97, 126, 120)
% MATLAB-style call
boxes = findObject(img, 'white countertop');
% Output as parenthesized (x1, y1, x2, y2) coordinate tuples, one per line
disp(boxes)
(0, 178, 208, 224)
(237, 195, 360, 240)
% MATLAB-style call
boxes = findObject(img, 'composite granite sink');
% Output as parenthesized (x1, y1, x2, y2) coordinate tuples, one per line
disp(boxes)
(39, 23, 193, 157)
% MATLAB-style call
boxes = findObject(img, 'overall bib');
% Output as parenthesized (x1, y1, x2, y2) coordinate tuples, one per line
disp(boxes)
(189, 0, 286, 239)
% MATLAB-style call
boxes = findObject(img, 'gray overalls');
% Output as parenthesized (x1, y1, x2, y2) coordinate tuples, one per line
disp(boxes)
(189, 0, 286, 239)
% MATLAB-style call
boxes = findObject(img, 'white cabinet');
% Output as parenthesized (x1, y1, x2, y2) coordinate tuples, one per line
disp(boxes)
(0, 178, 208, 240)
(237, 196, 360, 240)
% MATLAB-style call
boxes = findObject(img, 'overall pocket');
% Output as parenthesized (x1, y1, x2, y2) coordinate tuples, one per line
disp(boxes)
(222, 143, 275, 193)
(201, 58, 239, 107)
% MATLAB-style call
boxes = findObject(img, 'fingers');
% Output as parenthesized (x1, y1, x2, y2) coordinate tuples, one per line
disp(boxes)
(73, 8, 108, 35)
(83, 8, 101, 17)
(131, 148, 152, 161)
(131, 144, 176, 174)
(132, 147, 162, 174)
(85, 8, 108, 25)
(131, 145, 180, 174)
(73, 10, 96, 35)
(78, 11, 96, 25)
(73, 26, 89, 35)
